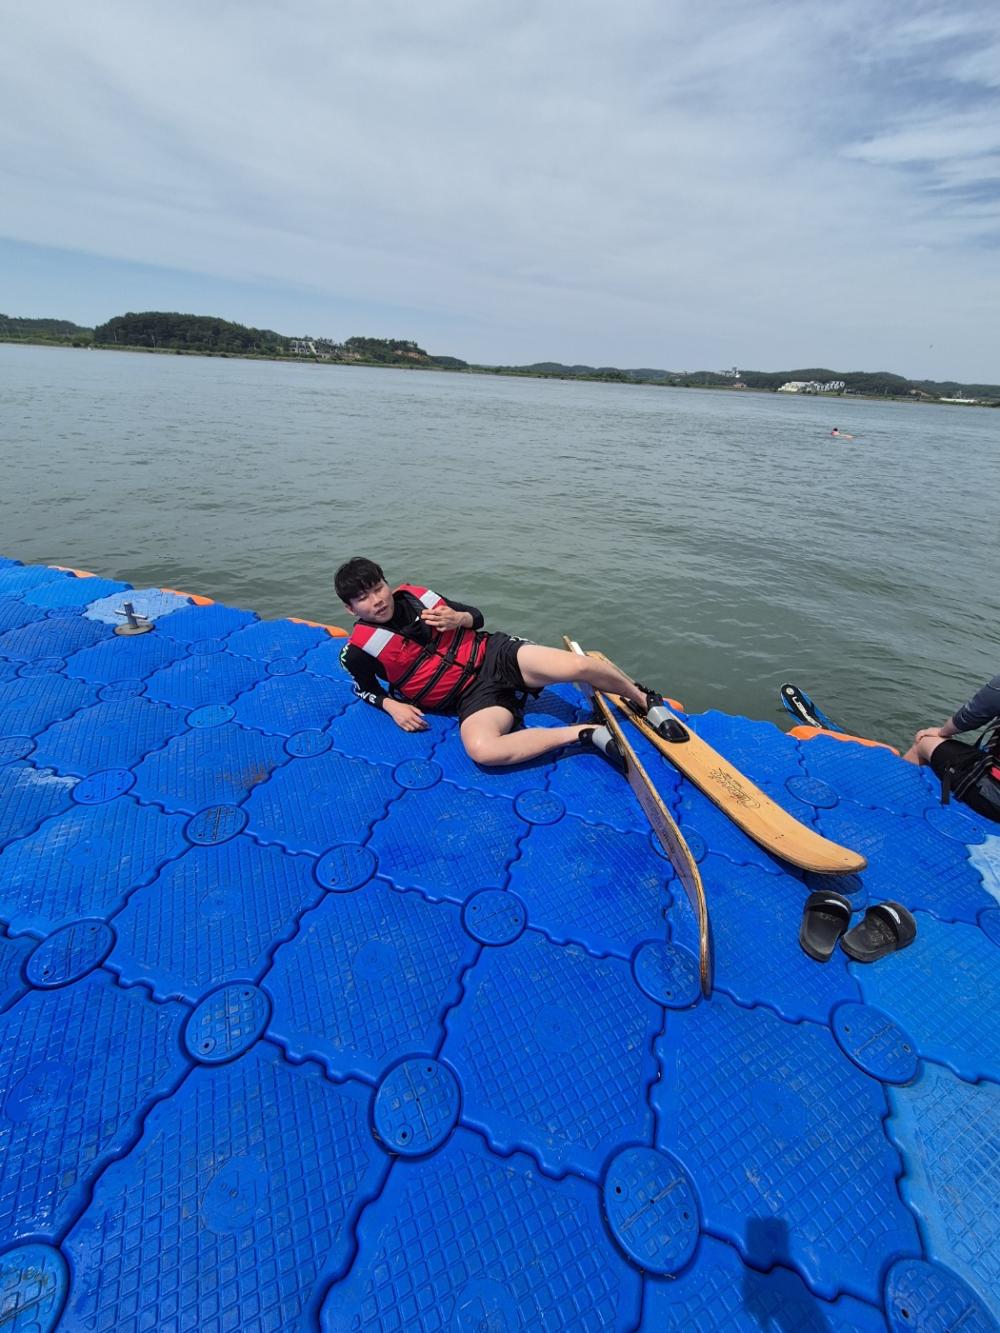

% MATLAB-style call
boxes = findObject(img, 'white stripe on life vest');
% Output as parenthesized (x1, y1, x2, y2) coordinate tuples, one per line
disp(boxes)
(418, 588, 440, 608)
(360, 627, 394, 657)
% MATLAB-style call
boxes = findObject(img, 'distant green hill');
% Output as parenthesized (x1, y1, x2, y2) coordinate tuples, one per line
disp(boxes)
(492, 360, 1000, 400)
(93, 311, 288, 355)
(0, 313, 92, 342)
(3, 307, 994, 398)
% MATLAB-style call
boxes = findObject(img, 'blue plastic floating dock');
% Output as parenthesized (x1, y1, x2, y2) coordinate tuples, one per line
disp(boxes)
(1, 558, 999, 1332)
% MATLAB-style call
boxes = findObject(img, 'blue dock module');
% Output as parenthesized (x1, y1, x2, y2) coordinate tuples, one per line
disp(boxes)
(0, 555, 999, 1332)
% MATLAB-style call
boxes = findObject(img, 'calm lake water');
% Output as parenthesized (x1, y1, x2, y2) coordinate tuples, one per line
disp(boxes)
(2, 343, 998, 744)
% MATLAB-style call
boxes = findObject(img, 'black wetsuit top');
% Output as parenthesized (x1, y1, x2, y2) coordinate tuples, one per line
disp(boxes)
(950, 673, 1000, 812)
(952, 674, 1000, 735)
(340, 590, 485, 709)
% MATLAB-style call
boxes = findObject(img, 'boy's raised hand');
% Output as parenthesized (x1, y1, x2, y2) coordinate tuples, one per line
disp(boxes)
(384, 699, 429, 732)
(420, 605, 467, 631)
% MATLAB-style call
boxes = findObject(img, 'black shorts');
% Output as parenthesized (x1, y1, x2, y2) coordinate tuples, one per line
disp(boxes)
(457, 632, 539, 725)
(929, 739, 1000, 822)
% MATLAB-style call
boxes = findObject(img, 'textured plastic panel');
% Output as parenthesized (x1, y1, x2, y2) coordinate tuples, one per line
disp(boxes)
(244, 747, 400, 855)
(853, 912, 1000, 1082)
(885, 1259, 999, 1333)
(633, 940, 702, 1008)
(0, 1243, 68, 1333)
(63, 630, 189, 683)
(370, 783, 526, 904)
(546, 743, 657, 836)
(232, 671, 354, 735)
(524, 680, 588, 726)
(25, 919, 115, 986)
(129, 720, 288, 813)
(463, 887, 527, 945)
(72, 767, 135, 802)
(0, 762, 76, 848)
(82, 586, 191, 623)
(442, 930, 659, 1180)
(0, 565, 71, 596)
(0, 597, 50, 634)
(888, 1062, 1000, 1315)
(0, 736, 35, 764)
(30, 695, 188, 776)
(970, 834, 1000, 905)
(800, 734, 938, 816)
(0, 614, 109, 661)
(832, 1001, 920, 1084)
(142, 647, 266, 708)
(266, 881, 477, 1082)
(668, 852, 861, 1022)
(24, 576, 130, 610)
(59, 1044, 390, 1332)
(320, 1129, 641, 1332)
(224, 616, 326, 662)
(925, 801, 992, 845)
(604, 1145, 699, 1274)
(432, 726, 554, 800)
(508, 812, 673, 959)
(372, 1057, 460, 1156)
(0, 971, 188, 1241)
(643, 1234, 889, 1331)
(184, 982, 272, 1063)
(327, 697, 441, 766)
(654, 992, 920, 1303)
(0, 928, 33, 1009)
(0, 674, 97, 738)
(815, 799, 994, 924)
(300, 635, 352, 678)
(0, 795, 189, 932)
(152, 601, 258, 642)
(110, 836, 324, 1001)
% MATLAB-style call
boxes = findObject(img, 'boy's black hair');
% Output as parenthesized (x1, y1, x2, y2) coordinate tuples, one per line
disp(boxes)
(335, 557, 385, 604)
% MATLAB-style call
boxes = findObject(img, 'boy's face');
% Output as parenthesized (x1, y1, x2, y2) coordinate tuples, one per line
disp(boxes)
(345, 579, 394, 623)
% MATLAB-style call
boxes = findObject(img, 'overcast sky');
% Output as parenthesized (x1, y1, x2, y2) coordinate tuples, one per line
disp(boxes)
(2, 1, 999, 379)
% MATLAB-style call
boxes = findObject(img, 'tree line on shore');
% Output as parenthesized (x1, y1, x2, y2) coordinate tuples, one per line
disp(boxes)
(1, 310, 996, 400)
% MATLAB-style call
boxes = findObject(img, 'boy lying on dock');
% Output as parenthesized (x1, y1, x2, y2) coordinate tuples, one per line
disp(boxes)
(335, 556, 665, 769)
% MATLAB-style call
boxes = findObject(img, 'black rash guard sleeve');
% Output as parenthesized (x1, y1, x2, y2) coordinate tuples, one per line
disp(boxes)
(951, 673, 1000, 733)
(340, 596, 484, 709)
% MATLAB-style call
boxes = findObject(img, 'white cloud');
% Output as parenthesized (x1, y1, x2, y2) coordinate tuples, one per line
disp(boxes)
(1, 0, 999, 377)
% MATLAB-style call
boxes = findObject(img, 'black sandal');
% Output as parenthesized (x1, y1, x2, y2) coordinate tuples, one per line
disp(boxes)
(840, 901, 917, 963)
(799, 891, 853, 962)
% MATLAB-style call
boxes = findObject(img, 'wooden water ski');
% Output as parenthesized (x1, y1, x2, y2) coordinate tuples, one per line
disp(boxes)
(564, 637, 712, 995)
(587, 650, 868, 876)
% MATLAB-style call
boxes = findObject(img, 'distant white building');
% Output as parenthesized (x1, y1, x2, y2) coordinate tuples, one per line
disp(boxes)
(778, 380, 845, 394)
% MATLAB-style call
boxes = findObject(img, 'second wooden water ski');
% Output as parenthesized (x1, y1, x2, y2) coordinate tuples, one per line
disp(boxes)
(588, 650, 867, 876)
(565, 637, 712, 995)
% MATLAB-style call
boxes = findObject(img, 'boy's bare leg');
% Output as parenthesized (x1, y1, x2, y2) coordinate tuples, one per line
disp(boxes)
(515, 643, 648, 709)
(460, 706, 593, 768)
(902, 734, 945, 766)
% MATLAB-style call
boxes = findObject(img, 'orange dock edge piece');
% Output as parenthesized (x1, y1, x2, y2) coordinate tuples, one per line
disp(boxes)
(160, 587, 214, 606)
(51, 565, 99, 577)
(289, 616, 348, 639)
(789, 724, 899, 755)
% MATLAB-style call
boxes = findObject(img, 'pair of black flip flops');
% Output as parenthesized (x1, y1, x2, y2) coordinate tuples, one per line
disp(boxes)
(799, 892, 917, 963)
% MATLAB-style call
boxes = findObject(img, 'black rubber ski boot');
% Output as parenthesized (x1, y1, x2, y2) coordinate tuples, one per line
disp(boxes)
(629, 684, 689, 743)
(579, 725, 627, 774)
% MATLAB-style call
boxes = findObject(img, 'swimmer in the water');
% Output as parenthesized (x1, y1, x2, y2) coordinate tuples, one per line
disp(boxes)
(831, 427, 855, 440)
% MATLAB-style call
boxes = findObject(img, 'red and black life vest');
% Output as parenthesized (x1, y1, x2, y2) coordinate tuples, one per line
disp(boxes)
(347, 584, 487, 710)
